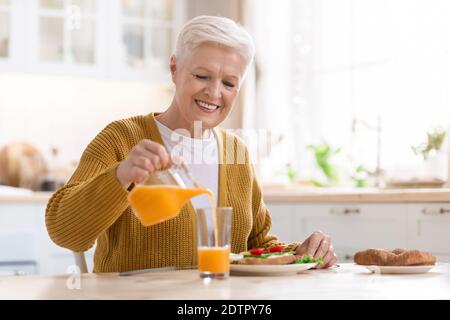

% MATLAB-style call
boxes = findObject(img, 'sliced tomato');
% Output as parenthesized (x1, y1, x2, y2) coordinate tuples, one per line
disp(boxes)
(248, 248, 265, 256)
(267, 245, 285, 253)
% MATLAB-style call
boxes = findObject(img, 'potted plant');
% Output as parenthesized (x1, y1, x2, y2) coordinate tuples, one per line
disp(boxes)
(412, 126, 446, 160)
(306, 140, 341, 187)
(411, 126, 447, 181)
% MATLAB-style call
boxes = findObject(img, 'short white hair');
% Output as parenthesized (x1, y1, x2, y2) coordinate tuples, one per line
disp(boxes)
(174, 15, 255, 79)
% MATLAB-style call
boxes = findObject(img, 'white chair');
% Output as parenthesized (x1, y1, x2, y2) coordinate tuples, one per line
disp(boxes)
(73, 252, 88, 273)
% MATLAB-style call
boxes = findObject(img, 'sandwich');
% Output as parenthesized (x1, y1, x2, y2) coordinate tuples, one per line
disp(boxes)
(231, 245, 324, 266)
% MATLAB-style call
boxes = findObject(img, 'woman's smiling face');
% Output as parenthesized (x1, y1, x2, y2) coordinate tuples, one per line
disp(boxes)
(170, 42, 246, 130)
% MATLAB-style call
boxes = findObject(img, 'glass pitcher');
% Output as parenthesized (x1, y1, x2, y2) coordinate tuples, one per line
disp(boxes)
(127, 163, 213, 227)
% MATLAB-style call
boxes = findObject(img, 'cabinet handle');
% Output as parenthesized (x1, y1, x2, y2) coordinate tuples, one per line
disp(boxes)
(329, 208, 361, 215)
(421, 207, 450, 215)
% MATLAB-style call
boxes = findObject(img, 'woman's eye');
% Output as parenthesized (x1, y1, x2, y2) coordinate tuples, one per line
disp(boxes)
(194, 74, 208, 80)
(223, 81, 235, 88)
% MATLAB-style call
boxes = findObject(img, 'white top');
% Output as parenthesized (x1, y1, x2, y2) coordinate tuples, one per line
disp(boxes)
(155, 119, 219, 212)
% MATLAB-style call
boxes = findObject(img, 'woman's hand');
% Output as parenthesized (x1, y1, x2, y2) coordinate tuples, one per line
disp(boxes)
(296, 231, 337, 269)
(116, 140, 171, 189)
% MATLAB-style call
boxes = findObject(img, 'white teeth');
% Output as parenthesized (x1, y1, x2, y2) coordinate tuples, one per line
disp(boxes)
(196, 100, 219, 110)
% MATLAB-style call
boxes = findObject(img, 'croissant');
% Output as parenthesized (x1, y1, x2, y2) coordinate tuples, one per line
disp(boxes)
(354, 248, 436, 266)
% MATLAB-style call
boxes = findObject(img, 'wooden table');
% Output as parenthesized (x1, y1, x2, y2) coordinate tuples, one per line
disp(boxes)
(0, 263, 449, 300)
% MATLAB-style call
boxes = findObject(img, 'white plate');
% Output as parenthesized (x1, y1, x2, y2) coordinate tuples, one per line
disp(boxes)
(364, 265, 435, 274)
(230, 263, 317, 275)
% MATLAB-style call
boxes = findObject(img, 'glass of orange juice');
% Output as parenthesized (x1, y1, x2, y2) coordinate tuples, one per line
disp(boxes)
(196, 207, 232, 279)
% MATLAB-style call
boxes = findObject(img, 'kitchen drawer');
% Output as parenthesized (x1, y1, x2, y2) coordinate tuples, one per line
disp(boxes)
(293, 204, 408, 250)
(0, 202, 95, 275)
(333, 247, 356, 263)
(266, 204, 299, 244)
(40, 249, 95, 275)
(407, 203, 450, 255)
(0, 262, 38, 276)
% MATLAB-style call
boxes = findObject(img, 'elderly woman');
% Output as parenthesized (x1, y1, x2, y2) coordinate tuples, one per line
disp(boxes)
(46, 15, 337, 273)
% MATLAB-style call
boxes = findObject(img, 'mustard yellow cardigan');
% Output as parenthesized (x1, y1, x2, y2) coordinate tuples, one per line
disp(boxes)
(46, 113, 295, 272)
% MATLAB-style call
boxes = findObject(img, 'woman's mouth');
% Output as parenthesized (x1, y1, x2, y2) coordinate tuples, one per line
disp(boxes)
(195, 99, 220, 113)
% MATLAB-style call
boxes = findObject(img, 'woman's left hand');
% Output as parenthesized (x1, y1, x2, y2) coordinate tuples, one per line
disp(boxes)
(296, 231, 337, 269)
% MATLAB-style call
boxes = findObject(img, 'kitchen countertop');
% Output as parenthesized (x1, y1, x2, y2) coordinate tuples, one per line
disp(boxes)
(1, 187, 450, 204)
(262, 187, 450, 203)
(0, 263, 449, 299)
(0, 191, 53, 203)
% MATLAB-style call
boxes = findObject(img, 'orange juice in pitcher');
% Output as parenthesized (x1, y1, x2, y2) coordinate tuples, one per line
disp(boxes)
(128, 163, 214, 226)
(128, 184, 212, 226)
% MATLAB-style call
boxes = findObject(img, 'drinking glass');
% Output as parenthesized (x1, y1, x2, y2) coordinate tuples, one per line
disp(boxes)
(196, 207, 232, 279)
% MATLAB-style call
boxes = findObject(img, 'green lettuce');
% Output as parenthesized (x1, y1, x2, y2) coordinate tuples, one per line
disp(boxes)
(291, 255, 324, 265)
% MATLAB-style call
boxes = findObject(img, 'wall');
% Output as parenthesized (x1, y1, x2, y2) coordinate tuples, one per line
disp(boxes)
(0, 73, 173, 166)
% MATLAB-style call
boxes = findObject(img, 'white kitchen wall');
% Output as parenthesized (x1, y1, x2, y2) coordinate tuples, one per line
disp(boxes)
(0, 73, 173, 166)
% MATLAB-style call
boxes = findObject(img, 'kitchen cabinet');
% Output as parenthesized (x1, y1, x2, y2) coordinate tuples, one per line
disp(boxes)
(266, 204, 298, 243)
(4, 190, 449, 275)
(0, 201, 94, 275)
(407, 203, 450, 262)
(267, 202, 450, 263)
(110, 0, 185, 81)
(26, 0, 107, 76)
(0, 0, 186, 81)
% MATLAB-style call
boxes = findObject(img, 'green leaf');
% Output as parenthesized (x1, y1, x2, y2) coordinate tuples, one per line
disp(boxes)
(291, 255, 324, 265)
(412, 126, 447, 160)
(307, 140, 341, 184)
(285, 163, 298, 183)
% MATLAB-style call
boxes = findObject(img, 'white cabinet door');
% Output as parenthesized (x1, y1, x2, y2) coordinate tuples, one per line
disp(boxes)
(0, 203, 43, 275)
(290, 203, 409, 262)
(26, 0, 108, 76)
(267, 203, 408, 261)
(0, 0, 24, 70)
(294, 204, 407, 250)
(1, 0, 186, 80)
(109, 0, 185, 81)
(266, 204, 298, 244)
(0, 202, 94, 275)
(407, 203, 450, 257)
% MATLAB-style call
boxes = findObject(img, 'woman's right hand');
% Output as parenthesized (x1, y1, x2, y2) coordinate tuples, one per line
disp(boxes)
(116, 140, 172, 189)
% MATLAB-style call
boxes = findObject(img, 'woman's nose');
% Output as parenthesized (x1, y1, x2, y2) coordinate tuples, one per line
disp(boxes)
(204, 81, 222, 99)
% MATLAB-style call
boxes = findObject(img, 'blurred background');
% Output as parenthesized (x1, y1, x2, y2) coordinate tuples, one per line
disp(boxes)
(1, 0, 449, 192)
(1, 0, 450, 275)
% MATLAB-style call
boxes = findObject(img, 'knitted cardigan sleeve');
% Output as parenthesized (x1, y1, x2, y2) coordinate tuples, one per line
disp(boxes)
(45, 122, 130, 252)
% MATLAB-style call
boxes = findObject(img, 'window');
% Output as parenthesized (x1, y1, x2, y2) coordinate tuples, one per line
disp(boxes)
(120, 0, 174, 73)
(38, 0, 97, 64)
(248, 0, 450, 185)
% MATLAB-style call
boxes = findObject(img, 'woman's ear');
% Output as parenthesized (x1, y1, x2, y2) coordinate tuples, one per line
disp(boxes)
(170, 55, 177, 83)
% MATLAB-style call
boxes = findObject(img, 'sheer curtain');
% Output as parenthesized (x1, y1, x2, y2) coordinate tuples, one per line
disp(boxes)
(244, 0, 450, 186)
